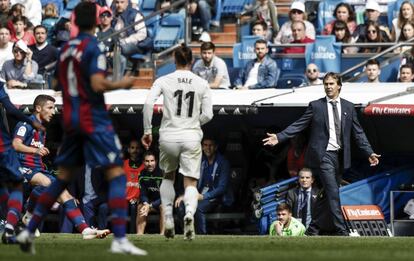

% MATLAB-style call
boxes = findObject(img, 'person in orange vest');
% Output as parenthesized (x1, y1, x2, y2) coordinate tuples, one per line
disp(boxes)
(123, 139, 144, 233)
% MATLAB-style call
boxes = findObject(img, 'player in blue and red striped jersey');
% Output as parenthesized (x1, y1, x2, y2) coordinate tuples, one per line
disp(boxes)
(12, 94, 110, 239)
(0, 81, 44, 244)
(17, 2, 147, 256)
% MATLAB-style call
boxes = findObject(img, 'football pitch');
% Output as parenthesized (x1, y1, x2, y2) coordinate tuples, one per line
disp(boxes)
(1, 234, 413, 261)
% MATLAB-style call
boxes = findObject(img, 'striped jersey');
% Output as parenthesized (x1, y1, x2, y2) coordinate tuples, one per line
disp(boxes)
(14, 115, 46, 170)
(57, 32, 112, 134)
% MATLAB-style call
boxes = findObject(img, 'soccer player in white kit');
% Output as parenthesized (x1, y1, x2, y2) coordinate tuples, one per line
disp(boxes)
(141, 44, 213, 240)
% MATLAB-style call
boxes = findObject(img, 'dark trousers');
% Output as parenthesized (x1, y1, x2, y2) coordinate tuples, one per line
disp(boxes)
(308, 151, 347, 235)
(195, 199, 220, 234)
(128, 202, 138, 233)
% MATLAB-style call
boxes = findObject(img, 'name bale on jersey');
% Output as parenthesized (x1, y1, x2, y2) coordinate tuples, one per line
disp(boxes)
(178, 78, 192, 84)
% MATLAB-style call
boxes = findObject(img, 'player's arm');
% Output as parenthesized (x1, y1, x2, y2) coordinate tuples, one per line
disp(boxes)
(0, 95, 44, 131)
(141, 82, 162, 149)
(12, 134, 49, 156)
(199, 86, 213, 125)
(90, 73, 135, 93)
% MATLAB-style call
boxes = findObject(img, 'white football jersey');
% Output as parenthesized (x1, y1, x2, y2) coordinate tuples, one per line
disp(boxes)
(143, 69, 213, 142)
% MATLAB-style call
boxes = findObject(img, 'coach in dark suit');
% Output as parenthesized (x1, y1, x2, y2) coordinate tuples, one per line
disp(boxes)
(286, 168, 319, 229)
(264, 72, 380, 235)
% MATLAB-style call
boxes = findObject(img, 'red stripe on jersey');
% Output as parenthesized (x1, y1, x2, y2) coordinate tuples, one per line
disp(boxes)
(59, 44, 73, 131)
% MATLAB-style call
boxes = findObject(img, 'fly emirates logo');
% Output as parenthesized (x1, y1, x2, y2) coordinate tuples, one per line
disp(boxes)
(346, 209, 381, 218)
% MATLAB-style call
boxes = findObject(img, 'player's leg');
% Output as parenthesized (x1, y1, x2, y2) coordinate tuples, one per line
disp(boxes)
(2, 181, 23, 244)
(136, 203, 147, 235)
(0, 184, 9, 220)
(105, 166, 146, 255)
(180, 141, 202, 240)
(159, 141, 180, 239)
(159, 205, 165, 235)
(1, 150, 26, 244)
(87, 131, 146, 255)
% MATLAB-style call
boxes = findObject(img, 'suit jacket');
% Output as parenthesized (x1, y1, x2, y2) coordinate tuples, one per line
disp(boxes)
(286, 186, 319, 219)
(277, 97, 374, 169)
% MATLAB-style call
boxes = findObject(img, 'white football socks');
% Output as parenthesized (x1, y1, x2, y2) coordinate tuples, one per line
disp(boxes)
(160, 179, 175, 217)
(183, 186, 198, 216)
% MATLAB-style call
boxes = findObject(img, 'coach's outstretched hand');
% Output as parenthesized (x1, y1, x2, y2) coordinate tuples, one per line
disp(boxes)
(368, 153, 381, 166)
(141, 133, 152, 150)
(263, 133, 279, 146)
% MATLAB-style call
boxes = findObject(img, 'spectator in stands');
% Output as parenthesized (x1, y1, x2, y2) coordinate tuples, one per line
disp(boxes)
(29, 25, 58, 76)
(255, 0, 278, 40)
(269, 203, 305, 236)
(365, 59, 381, 83)
(353, 1, 391, 43)
(357, 21, 390, 53)
(0, 26, 13, 70)
(10, 16, 35, 45)
(137, 151, 163, 235)
(123, 139, 144, 233)
(395, 21, 414, 53)
(192, 41, 230, 89)
(286, 168, 319, 229)
(304, 63, 322, 86)
(0, 0, 10, 27)
(252, 20, 268, 40)
(188, 0, 214, 40)
(283, 21, 314, 54)
(399, 64, 414, 82)
(54, 16, 71, 48)
(175, 137, 231, 235)
(322, 2, 357, 35)
(97, 6, 126, 75)
(41, 3, 60, 45)
(401, 45, 414, 68)
(332, 20, 357, 54)
(113, 0, 147, 57)
(0, 39, 38, 88)
(11, 0, 41, 26)
(274, 1, 315, 44)
(392, 1, 414, 41)
(234, 39, 278, 89)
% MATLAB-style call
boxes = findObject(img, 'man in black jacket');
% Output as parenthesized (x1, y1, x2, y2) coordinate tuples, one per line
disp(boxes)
(286, 168, 318, 229)
(264, 72, 380, 235)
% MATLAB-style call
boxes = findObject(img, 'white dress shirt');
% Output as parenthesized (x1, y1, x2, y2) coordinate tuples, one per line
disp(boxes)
(326, 96, 342, 151)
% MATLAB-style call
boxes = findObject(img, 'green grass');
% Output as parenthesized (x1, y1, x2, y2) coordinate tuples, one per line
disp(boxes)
(1, 234, 414, 261)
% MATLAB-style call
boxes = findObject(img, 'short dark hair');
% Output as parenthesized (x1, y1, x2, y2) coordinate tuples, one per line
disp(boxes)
(75, 2, 96, 31)
(400, 64, 414, 73)
(12, 15, 28, 25)
(276, 203, 292, 213)
(366, 59, 380, 67)
(174, 43, 192, 66)
(143, 150, 157, 161)
(255, 38, 268, 47)
(200, 41, 215, 52)
(34, 25, 48, 34)
(298, 168, 313, 178)
(323, 72, 342, 87)
(33, 94, 55, 107)
(252, 20, 268, 31)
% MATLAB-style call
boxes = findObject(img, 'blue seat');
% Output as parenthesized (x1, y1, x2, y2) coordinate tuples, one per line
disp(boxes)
(140, 0, 157, 17)
(153, 13, 184, 51)
(65, 0, 80, 11)
(222, 0, 253, 15)
(276, 73, 307, 89)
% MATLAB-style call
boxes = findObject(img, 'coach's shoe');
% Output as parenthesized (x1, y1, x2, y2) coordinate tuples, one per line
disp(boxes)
(110, 238, 147, 256)
(183, 213, 195, 241)
(16, 229, 35, 254)
(22, 212, 40, 238)
(164, 214, 175, 239)
(2, 230, 17, 244)
(82, 227, 111, 240)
